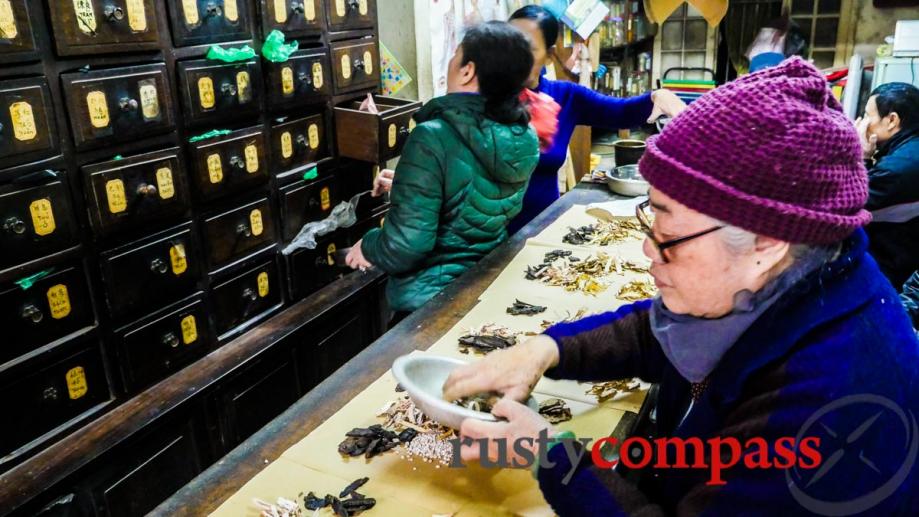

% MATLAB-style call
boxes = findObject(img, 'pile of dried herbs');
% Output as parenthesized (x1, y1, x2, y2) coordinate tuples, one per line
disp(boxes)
(562, 220, 643, 246)
(616, 279, 657, 301)
(253, 478, 376, 517)
(458, 323, 518, 354)
(525, 250, 618, 296)
(379, 394, 457, 467)
(538, 398, 573, 423)
(506, 299, 547, 316)
(586, 379, 641, 403)
(337, 424, 412, 459)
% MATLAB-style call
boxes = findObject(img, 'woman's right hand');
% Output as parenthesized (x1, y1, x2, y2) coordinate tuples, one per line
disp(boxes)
(372, 169, 395, 197)
(442, 334, 560, 402)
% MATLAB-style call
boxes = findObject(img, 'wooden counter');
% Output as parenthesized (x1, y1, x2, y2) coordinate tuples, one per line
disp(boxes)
(154, 184, 615, 516)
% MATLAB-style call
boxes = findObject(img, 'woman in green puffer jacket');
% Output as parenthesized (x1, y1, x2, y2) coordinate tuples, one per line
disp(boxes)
(345, 21, 539, 324)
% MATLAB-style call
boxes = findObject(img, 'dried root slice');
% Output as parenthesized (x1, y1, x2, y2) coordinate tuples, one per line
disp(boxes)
(586, 379, 641, 403)
(538, 398, 573, 423)
(616, 280, 657, 301)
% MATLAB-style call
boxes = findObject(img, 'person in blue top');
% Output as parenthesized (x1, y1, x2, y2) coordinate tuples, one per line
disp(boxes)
(505, 5, 686, 233)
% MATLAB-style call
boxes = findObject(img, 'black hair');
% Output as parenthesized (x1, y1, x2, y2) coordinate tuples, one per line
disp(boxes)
(459, 21, 533, 126)
(763, 14, 807, 57)
(871, 82, 919, 131)
(509, 5, 559, 49)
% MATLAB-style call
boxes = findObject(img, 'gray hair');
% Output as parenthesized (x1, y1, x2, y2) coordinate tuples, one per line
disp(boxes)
(715, 221, 838, 263)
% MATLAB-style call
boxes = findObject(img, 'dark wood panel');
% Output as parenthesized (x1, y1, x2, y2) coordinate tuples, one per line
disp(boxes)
(47, 0, 161, 56)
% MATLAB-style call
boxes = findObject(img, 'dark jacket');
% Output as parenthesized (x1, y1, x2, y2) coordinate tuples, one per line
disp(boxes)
(361, 94, 539, 312)
(538, 230, 919, 516)
(866, 127, 919, 290)
(902, 271, 919, 330)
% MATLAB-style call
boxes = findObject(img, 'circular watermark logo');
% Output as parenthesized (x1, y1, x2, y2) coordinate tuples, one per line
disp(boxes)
(787, 394, 918, 516)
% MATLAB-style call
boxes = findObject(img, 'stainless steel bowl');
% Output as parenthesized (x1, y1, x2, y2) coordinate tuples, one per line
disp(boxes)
(605, 165, 650, 197)
(391, 354, 539, 430)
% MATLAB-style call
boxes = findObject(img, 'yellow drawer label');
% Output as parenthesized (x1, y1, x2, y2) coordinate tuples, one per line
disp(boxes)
(105, 179, 127, 214)
(126, 0, 147, 31)
(340, 54, 351, 80)
(273, 0, 287, 22)
(326, 243, 336, 266)
(206, 153, 223, 183)
(139, 82, 159, 120)
(29, 198, 55, 236)
(46, 284, 71, 320)
(182, 0, 199, 25)
(363, 50, 373, 75)
(236, 70, 251, 103)
(304, 0, 315, 21)
(335, 0, 345, 17)
(9, 101, 37, 141)
(198, 76, 215, 109)
(0, 0, 18, 39)
(257, 271, 269, 297)
(170, 244, 187, 275)
(359, 0, 368, 15)
(244, 144, 259, 173)
(387, 123, 397, 148)
(280, 131, 293, 159)
(86, 90, 110, 129)
(66, 366, 88, 400)
(308, 124, 319, 149)
(312, 62, 323, 89)
(409, 118, 416, 131)
(320, 186, 330, 211)
(156, 167, 175, 199)
(73, 0, 96, 35)
(281, 66, 295, 96)
(180, 315, 198, 344)
(224, 0, 238, 22)
(249, 208, 263, 236)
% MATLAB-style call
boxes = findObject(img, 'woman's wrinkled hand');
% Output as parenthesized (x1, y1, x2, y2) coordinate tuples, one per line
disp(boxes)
(855, 116, 878, 159)
(648, 89, 688, 123)
(459, 398, 556, 465)
(372, 169, 395, 197)
(344, 239, 373, 271)
(442, 335, 560, 403)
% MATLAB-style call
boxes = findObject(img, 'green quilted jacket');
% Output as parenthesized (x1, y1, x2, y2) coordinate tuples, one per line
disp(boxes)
(361, 93, 539, 312)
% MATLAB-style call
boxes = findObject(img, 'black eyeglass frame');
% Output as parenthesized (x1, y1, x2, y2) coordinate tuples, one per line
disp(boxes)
(635, 200, 724, 263)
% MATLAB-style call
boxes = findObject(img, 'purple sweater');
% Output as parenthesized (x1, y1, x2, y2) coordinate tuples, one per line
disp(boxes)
(508, 77, 653, 233)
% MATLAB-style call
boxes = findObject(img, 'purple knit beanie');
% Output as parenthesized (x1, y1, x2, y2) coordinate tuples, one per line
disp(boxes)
(640, 57, 870, 244)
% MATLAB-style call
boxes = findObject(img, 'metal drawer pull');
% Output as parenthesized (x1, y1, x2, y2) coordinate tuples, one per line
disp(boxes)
(221, 82, 238, 97)
(104, 5, 125, 21)
(242, 287, 258, 301)
(21, 304, 44, 324)
(161, 332, 180, 348)
(136, 183, 158, 196)
(295, 134, 308, 149)
(291, 2, 304, 14)
(347, 0, 359, 12)
(3, 217, 27, 235)
(236, 223, 252, 237)
(352, 58, 364, 71)
(43, 386, 59, 401)
(205, 2, 223, 17)
(119, 97, 139, 111)
(150, 257, 169, 274)
(229, 155, 245, 169)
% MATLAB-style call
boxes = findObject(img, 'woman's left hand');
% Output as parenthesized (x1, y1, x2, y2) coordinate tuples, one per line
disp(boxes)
(345, 239, 373, 271)
(459, 398, 555, 466)
(648, 89, 688, 123)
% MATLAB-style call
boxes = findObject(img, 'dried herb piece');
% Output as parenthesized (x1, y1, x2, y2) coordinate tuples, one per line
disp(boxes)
(457, 323, 518, 354)
(538, 398, 573, 423)
(507, 299, 547, 316)
(617, 280, 657, 301)
(453, 391, 502, 413)
(587, 379, 641, 403)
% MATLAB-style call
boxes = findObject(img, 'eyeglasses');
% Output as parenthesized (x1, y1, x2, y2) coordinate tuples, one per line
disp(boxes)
(635, 200, 724, 263)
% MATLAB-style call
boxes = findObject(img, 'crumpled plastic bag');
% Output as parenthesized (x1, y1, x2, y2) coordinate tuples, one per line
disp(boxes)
(189, 129, 231, 143)
(261, 30, 299, 63)
(206, 44, 256, 62)
(281, 191, 369, 255)
(15, 268, 54, 290)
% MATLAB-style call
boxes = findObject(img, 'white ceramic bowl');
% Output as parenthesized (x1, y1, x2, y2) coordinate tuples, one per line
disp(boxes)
(605, 165, 650, 197)
(391, 354, 538, 430)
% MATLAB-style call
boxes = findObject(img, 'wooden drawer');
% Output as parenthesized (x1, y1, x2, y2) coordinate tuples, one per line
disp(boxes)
(82, 147, 190, 237)
(113, 294, 210, 393)
(0, 0, 40, 63)
(0, 77, 59, 170)
(0, 341, 111, 460)
(211, 257, 283, 340)
(347, 207, 386, 245)
(269, 113, 329, 175)
(334, 94, 421, 163)
(260, 0, 325, 37)
(324, 0, 375, 32)
(0, 264, 95, 368)
(265, 48, 331, 109)
(201, 197, 276, 271)
(295, 304, 371, 392)
(166, 0, 252, 47)
(329, 38, 379, 94)
(0, 174, 78, 272)
(99, 223, 201, 319)
(279, 175, 337, 242)
(61, 64, 175, 150)
(48, 0, 160, 56)
(177, 58, 262, 126)
(187, 126, 267, 201)
(286, 230, 347, 301)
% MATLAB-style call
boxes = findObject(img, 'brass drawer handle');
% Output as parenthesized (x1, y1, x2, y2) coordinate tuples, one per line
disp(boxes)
(242, 287, 258, 302)
(229, 155, 245, 170)
(136, 183, 158, 196)
(43, 386, 59, 401)
(119, 97, 139, 111)
(21, 304, 44, 324)
(221, 82, 238, 97)
(161, 332, 180, 348)
(150, 257, 169, 274)
(3, 217, 27, 235)
(104, 5, 126, 21)
(236, 223, 251, 238)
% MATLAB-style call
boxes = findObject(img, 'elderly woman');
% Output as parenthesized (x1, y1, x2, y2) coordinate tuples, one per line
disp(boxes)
(443, 59, 919, 515)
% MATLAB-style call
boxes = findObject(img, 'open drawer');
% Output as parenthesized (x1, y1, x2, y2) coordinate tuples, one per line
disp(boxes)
(333, 95, 422, 163)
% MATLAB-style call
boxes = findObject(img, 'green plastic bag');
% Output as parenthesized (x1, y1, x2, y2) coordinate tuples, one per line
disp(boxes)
(189, 129, 232, 143)
(15, 268, 54, 290)
(206, 44, 256, 63)
(302, 166, 319, 181)
(261, 30, 299, 63)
